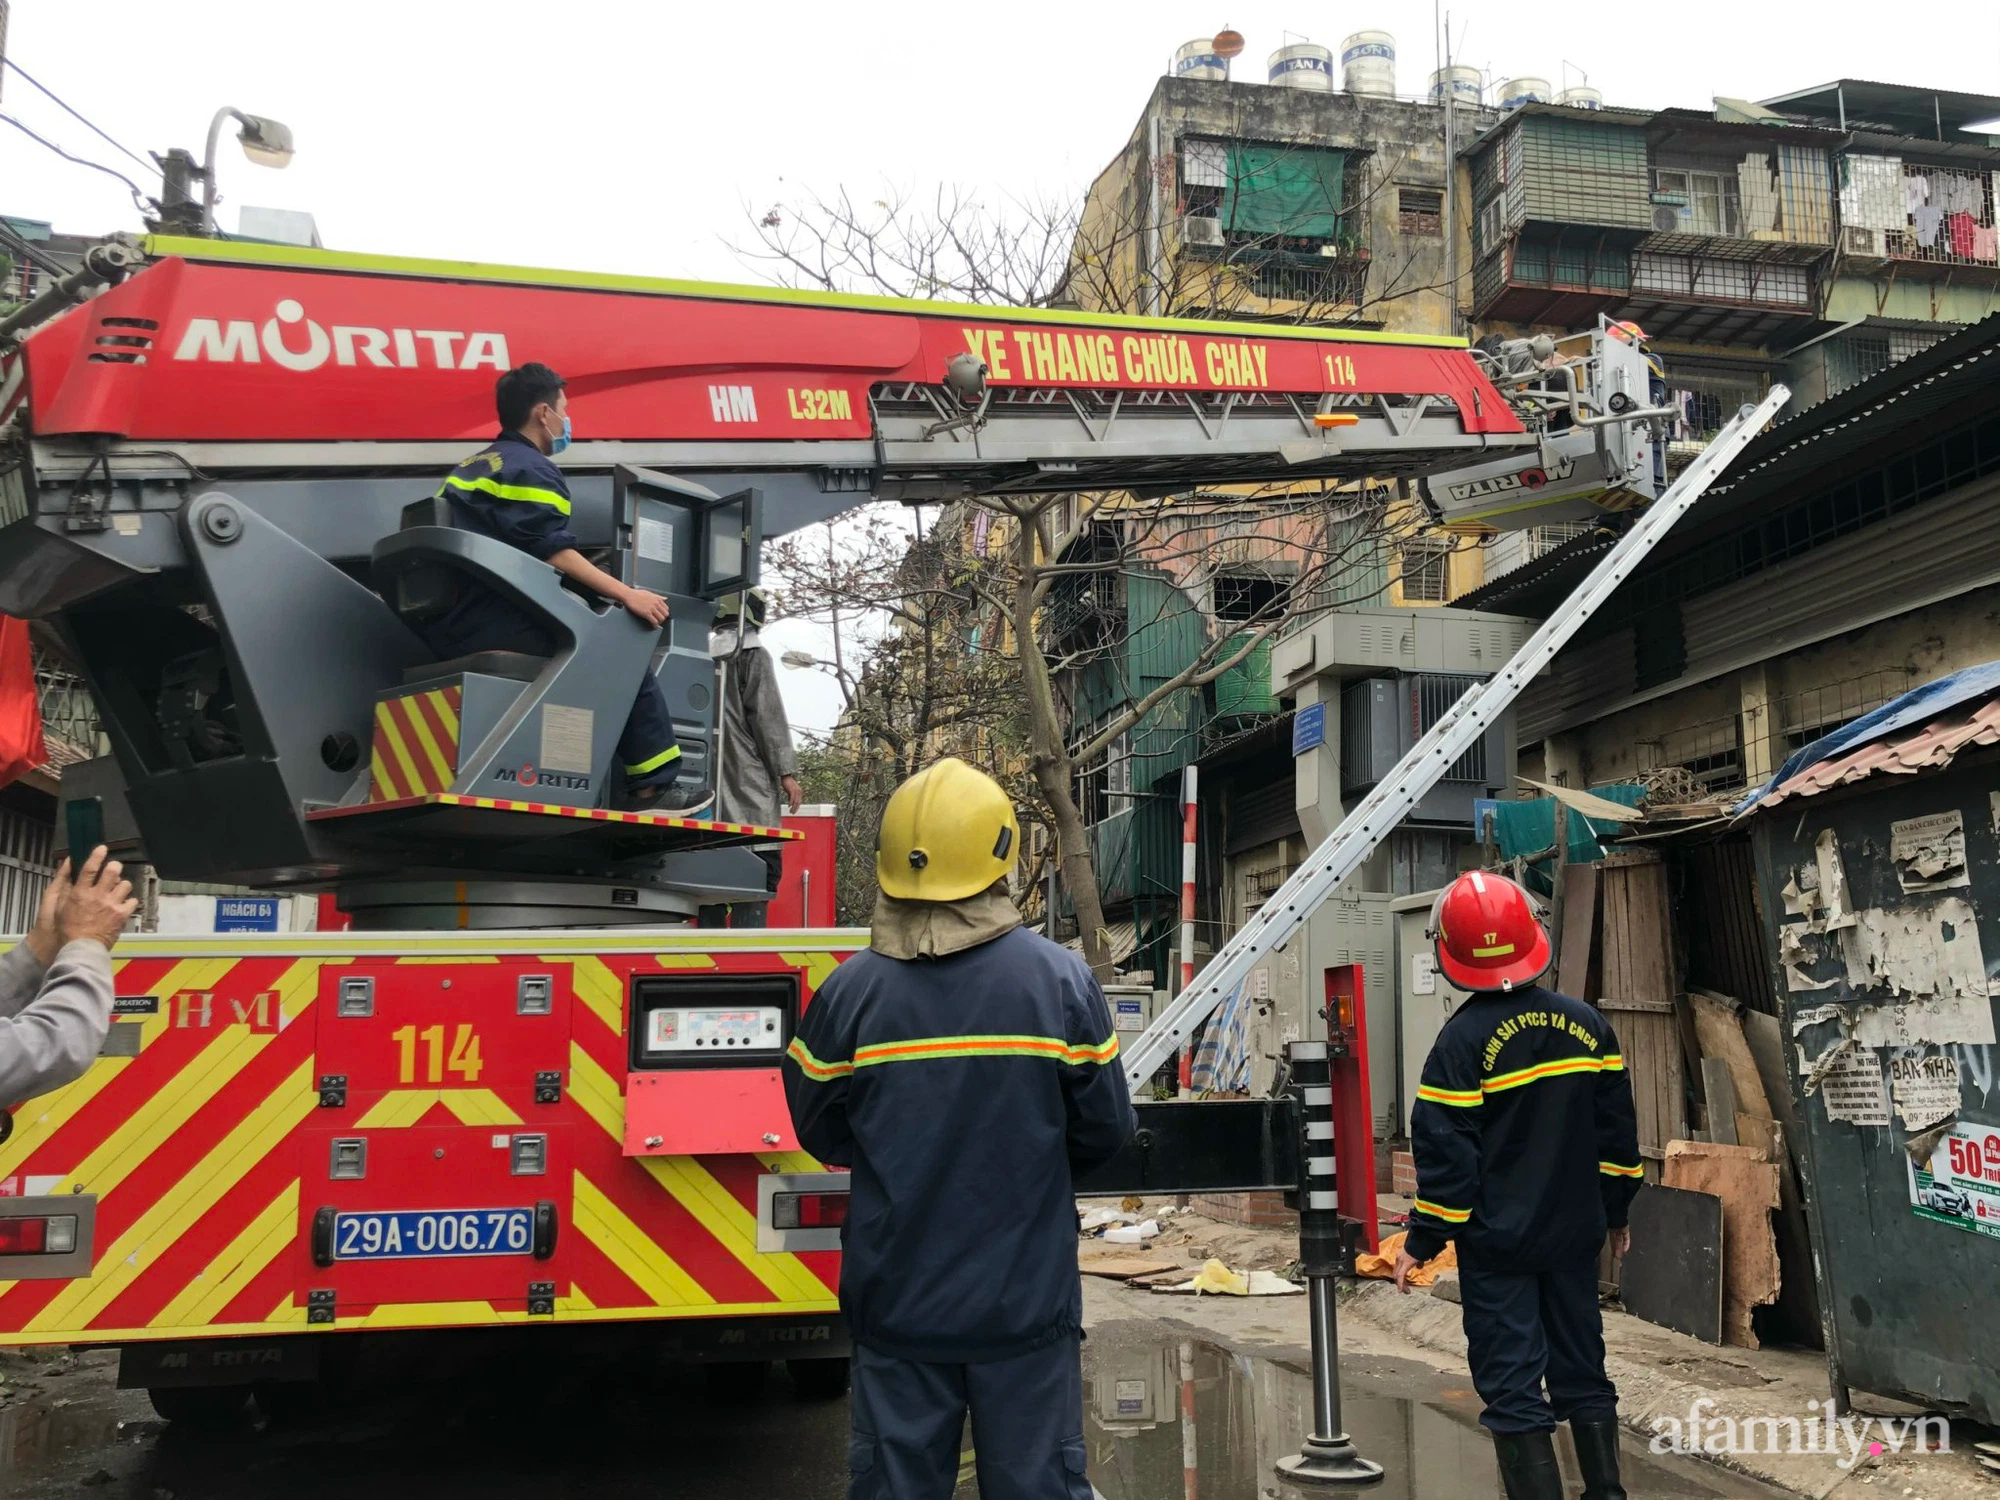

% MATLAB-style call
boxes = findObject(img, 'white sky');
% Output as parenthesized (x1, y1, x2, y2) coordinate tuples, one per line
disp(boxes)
(6, 0, 1999, 732)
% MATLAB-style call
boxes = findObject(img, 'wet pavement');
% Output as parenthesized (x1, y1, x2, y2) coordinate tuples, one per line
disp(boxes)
(0, 1325, 1793, 1499)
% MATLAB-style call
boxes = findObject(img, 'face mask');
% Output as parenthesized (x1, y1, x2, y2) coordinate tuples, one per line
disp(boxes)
(549, 413, 572, 456)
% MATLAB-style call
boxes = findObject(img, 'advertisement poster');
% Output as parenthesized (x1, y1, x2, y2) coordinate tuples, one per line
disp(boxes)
(1907, 1120, 2000, 1237)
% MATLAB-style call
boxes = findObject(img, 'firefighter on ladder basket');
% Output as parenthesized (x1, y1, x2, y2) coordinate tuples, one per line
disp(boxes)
(426, 363, 711, 813)
(781, 758, 1135, 1500)
(1395, 870, 1644, 1500)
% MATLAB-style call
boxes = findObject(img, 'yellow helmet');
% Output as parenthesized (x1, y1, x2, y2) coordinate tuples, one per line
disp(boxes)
(876, 757, 1019, 902)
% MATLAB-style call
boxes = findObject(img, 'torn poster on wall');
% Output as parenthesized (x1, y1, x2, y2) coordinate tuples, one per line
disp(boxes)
(1890, 811, 1970, 893)
(1907, 1119, 2000, 1237)
(1781, 830, 1857, 934)
(1840, 897, 1998, 1047)
(1889, 1052, 1964, 1131)
(1801, 1038, 1892, 1126)
(1780, 923, 1839, 991)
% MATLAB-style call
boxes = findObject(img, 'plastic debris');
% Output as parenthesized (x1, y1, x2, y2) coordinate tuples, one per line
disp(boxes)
(1101, 1220, 1161, 1244)
(1189, 1258, 1248, 1295)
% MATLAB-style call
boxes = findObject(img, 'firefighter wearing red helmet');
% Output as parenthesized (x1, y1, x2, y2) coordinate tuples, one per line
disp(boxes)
(1395, 870, 1643, 1500)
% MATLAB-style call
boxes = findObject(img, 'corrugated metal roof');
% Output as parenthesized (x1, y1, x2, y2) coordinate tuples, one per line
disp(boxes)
(1753, 695, 2000, 809)
(1454, 528, 1617, 614)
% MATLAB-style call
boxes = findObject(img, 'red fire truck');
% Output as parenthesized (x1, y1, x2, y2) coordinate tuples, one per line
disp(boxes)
(0, 236, 1527, 1420)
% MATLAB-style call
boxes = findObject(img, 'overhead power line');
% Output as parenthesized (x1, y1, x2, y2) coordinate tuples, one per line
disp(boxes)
(0, 110, 149, 217)
(1, 57, 153, 175)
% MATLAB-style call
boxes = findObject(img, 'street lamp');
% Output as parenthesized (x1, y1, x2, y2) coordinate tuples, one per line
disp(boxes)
(779, 650, 819, 671)
(199, 107, 295, 235)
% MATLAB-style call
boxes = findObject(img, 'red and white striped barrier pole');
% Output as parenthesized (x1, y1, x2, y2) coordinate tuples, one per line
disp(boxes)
(1178, 765, 1198, 1094)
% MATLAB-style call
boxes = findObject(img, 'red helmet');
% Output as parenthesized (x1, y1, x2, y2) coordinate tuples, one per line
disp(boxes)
(1430, 871, 1552, 992)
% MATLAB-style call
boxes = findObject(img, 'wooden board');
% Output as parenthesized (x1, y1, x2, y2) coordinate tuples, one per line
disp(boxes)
(1621, 1184, 1724, 1344)
(1735, 1010, 1824, 1347)
(1078, 1254, 1182, 1281)
(1595, 854, 1688, 1159)
(1703, 1059, 1741, 1143)
(1557, 863, 1598, 998)
(1690, 990, 1776, 1120)
(1662, 1140, 1781, 1349)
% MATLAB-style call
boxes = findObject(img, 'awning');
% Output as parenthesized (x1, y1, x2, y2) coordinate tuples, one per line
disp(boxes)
(1736, 661, 2000, 814)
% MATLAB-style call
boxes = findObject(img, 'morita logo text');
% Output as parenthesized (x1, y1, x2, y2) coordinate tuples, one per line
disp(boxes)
(173, 299, 510, 373)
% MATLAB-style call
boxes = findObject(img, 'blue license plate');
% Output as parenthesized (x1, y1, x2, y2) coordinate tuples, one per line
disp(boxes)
(332, 1208, 534, 1261)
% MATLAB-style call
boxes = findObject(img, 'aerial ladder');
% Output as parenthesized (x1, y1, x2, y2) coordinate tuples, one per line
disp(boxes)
(0, 237, 1773, 1463)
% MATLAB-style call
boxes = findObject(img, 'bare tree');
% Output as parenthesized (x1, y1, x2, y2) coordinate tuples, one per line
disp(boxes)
(737, 153, 1468, 974)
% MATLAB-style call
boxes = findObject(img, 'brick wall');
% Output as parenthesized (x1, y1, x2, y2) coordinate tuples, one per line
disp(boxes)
(1188, 1191, 1298, 1229)
(1391, 1149, 1417, 1197)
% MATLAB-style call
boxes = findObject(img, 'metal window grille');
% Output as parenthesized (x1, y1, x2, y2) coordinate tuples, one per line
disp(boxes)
(1526, 522, 1591, 559)
(1632, 252, 1809, 307)
(1397, 539, 1451, 602)
(1397, 188, 1442, 236)
(1890, 164, 1998, 268)
(0, 805, 55, 937)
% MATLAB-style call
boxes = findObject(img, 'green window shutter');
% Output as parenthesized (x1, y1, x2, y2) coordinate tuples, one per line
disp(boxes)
(1223, 145, 1347, 239)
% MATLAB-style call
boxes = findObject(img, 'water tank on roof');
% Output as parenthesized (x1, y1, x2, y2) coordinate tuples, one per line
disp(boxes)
(1428, 66, 1483, 107)
(1496, 76, 1552, 111)
(1341, 31, 1396, 96)
(1557, 85, 1604, 110)
(1174, 39, 1228, 81)
(1269, 43, 1336, 91)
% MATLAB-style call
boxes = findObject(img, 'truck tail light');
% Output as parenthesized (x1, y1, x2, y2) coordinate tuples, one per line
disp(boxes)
(771, 1191, 848, 1231)
(0, 1216, 76, 1255)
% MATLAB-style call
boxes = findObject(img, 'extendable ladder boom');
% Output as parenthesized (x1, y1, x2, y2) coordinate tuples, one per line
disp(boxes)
(1121, 387, 1791, 1090)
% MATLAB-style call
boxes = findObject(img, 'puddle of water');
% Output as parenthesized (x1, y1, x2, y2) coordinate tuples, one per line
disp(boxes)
(0, 1398, 126, 1475)
(1060, 1329, 1788, 1500)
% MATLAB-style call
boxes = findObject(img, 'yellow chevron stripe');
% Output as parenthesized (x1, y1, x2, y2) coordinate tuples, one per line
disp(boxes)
(561, 1286, 596, 1313)
(757, 1151, 826, 1174)
(0, 954, 246, 1177)
(55, 1025, 271, 1199)
(356, 1090, 441, 1129)
(440, 1089, 522, 1127)
(396, 693, 457, 790)
(639, 1156, 828, 1306)
(31, 1061, 318, 1332)
(369, 741, 399, 802)
(357, 1300, 502, 1327)
(429, 688, 461, 740)
(568, 1042, 625, 1140)
(374, 705, 429, 800)
(656, 954, 718, 970)
(566, 956, 625, 1035)
(394, 956, 501, 965)
(778, 951, 841, 989)
(269, 1294, 299, 1323)
(572, 1170, 715, 1309)
(152, 1181, 300, 1327)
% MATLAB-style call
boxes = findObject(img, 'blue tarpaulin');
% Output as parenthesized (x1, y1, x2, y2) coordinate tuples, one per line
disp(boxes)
(1733, 660, 2000, 816)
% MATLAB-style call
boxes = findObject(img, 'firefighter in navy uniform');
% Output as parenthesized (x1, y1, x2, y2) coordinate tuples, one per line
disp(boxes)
(781, 758, 1136, 1500)
(426, 362, 710, 812)
(1395, 870, 1644, 1500)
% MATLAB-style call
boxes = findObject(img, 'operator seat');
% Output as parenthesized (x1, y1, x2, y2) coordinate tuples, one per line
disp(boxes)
(377, 497, 547, 683)
(366, 498, 662, 810)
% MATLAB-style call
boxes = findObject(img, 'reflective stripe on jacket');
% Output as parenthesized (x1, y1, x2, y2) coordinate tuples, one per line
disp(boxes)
(1405, 983, 1642, 1272)
(782, 925, 1135, 1363)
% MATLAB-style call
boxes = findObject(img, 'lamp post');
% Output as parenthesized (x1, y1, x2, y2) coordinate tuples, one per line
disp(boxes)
(196, 107, 295, 236)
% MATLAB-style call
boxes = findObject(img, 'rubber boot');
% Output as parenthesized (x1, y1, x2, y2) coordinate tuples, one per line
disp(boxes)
(1571, 1418, 1630, 1500)
(1491, 1430, 1564, 1500)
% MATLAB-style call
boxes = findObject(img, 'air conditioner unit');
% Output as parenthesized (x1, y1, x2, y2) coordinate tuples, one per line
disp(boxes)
(1842, 225, 1885, 256)
(1183, 216, 1225, 248)
(1652, 204, 1688, 233)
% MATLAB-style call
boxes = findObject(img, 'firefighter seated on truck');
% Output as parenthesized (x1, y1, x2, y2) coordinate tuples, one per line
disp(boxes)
(425, 363, 711, 813)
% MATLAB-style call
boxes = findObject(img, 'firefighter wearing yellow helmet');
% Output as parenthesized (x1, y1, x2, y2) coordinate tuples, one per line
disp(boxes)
(783, 757, 1135, 1500)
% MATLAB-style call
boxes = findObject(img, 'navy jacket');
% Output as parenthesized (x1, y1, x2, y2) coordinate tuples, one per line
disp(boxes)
(427, 432, 580, 655)
(782, 926, 1136, 1363)
(1404, 984, 1642, 1272)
